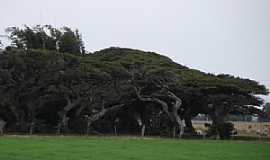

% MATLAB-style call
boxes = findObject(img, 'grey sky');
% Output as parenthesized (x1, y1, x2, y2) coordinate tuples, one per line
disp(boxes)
(1, 0, 270, 102)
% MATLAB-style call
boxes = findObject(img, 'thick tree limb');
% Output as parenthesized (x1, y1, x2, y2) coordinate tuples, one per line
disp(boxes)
(57, 97, 81, 134)
(63, 97, 82, 112)
(134, 87, 174, 122)
(168, 91, 184, 138)
(86, 104, 125, 135)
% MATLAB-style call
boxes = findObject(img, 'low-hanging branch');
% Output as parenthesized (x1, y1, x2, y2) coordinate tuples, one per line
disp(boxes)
(57, 96, 82, 134)
(85, 103, 125, 135)
(134, 86, 174, 122)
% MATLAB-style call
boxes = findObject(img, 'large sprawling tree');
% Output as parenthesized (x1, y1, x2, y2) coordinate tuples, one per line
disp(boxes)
(0, 26, 268, 138)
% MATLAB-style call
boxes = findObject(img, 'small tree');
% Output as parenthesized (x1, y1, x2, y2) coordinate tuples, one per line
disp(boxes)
(207, 122, 235, 139)
(5, 25, 85, 55)
(259, 103, 270, 122)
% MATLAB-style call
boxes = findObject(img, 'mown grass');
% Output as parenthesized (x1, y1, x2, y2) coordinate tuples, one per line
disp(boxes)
(0, 136, 269, 160)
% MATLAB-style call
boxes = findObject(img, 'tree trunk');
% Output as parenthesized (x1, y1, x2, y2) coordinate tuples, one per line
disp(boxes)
(56, 123, 61, 135)
(210, 104, 229, 139)
(75, 97, 94, 117)
(184, 117, 195, 134)
(0, 120, 6, 135)
(172, 126, 176, 138)
(179, 120, 185, 138)
(29, 122, 35, 135)
(134, 87, 185, 138)
(75, 105, 86, 117)
(114, 118, 119, 136)
(85, 104, 125, 135)
(86, 121, 91, 135)
(18, 117, 27, 132)
(168, 91, 183, 138)
(133, 112, 146, 137)
(62, 115, 70, 134)
(141, 124, 146, 137)
(114, 125, 117, 136)
(57, 97, 81, 134)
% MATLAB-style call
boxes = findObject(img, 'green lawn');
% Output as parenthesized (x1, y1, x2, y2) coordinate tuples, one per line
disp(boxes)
(0, 136, 269, 160)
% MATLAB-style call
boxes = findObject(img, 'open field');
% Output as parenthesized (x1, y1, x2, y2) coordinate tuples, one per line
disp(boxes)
(192, 121, 270, 138)
(0, 136, 269, 160)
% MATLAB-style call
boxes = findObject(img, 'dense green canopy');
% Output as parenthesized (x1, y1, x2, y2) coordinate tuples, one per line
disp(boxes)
(0, 47, 268, 138)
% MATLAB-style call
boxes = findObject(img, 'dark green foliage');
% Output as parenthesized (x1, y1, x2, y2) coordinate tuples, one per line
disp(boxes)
(259, 103, 270, 122)
(0, 47, 268, 137)
(263, 103, 270, 113)
(6, 25, 85, 55)
(58, 27, 85, 54)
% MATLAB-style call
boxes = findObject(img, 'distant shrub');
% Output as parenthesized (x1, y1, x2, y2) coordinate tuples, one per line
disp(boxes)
(207, 122, 235, 139)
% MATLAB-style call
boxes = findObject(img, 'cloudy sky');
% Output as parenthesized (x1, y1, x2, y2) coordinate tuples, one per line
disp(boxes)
(1, 0, 269, 102)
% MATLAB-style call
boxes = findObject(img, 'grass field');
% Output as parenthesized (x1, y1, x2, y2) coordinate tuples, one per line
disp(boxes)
(0, 136, 269, 160)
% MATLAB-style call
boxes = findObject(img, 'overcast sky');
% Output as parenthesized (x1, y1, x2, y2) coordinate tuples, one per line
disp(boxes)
(0, 0, 269, 102)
